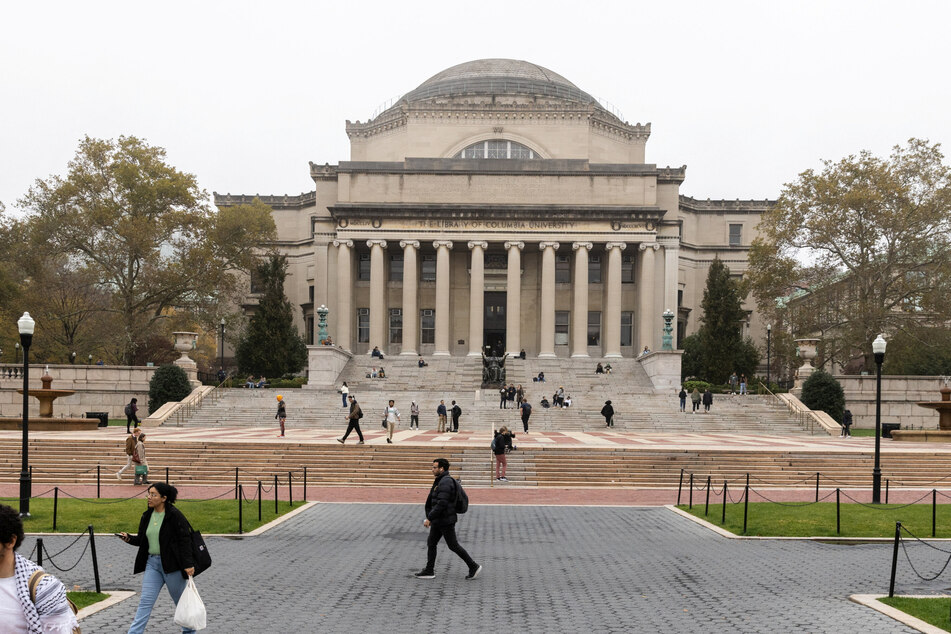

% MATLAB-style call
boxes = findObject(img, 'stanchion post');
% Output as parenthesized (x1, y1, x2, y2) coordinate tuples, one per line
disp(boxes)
(235, 468, 239, 500)
(238, 484, 243, 535)
(721, 480, 727, 525)
(288, 471, 293, 507)
(677, 469, 684, 506)
(704, 476, 711, 516)
(889, 521, 901, 597)
(165, 467, 169, 485)
(815, 472, 819, 503)
(88, 525, 101, 593)
(934, 489, 937, 538)
(37, 538, 43, 566)
(836, 489, 840, 535)
(274, 474, 278, 515)
(688, 473, 694, 509)
(96, 464, 101, 499)
(743, 474, 750, 535)
(53, 487, 58, 531)
(303, 466, 307, 502)
(885, 479, 889, 505)
(258, 480, 262, 521)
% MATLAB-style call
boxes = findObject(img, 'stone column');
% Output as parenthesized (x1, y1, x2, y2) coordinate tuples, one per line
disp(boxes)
(399, 240, 420, 355)
(661, 238, 680, 330)
(367, 240, 387, 353)
(538, 242, 559, 358)
(433, 240, 453, 356)
(333, 239, 353, 352)
(504, 241, 524, 357)
(467, 241, 487, 357)
(638, 242, 659, 352)
(571, 242, 593, 358)
(604, 242, 626, 358)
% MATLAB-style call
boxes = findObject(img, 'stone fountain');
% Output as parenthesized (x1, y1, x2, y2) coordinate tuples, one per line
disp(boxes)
(891, 379, 951, 442)
(0, 367, 102, 431)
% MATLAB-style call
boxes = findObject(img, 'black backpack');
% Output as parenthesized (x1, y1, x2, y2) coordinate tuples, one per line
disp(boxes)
(124, 404, 132, 416)
(452, 477, 469, 514)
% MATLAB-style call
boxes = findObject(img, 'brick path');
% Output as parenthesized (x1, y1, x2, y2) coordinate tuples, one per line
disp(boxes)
(30, 503, 936, 633)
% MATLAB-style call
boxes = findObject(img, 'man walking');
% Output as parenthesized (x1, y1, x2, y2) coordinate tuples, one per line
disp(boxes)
(116, 427, 141, 479)
(450, 400, 462, 433)
(415, 458, 481, 581)
(436, 400, 447, 433)
(338, 395, 365, 444)
(519, 399, 532, 433)
(125, 397, 140, 434)
(410, 401, 419, 430)
(384, 399, 400, 444)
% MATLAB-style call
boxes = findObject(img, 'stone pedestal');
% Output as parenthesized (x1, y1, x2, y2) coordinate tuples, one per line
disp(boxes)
(639, 350, 683, 391)
(172, 332, 200, 387)
(793, 338, 820, 389)
(304, 346, 352, 388)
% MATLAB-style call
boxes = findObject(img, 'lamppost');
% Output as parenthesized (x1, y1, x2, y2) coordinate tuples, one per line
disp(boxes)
(18, 312, 35, 518)
(15, 342, 20, 364)
(766, 324, 772, 386)
(70, 351, 76, 364)
(87, 354, 92, 365)
(219, 318, 226, 371)
(872, 334, 887, 504)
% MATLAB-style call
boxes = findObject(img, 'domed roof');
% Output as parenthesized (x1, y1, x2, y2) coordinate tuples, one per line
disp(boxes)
(400, 58, 596, 105)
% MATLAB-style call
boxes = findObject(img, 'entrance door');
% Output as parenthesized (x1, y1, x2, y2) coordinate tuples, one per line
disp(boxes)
(483, 291, 506, 356)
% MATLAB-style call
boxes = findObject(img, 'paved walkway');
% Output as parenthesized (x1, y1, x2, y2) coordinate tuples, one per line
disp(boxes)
(30, 503, 938, 632)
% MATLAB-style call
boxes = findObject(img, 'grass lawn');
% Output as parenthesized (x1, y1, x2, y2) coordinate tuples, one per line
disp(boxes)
(68, 591, 110, 610)
(879, 597, 951, 632)
(849, 428, 877, 437)
(2, 497, 298, 534)
(678, 502, 951, 537)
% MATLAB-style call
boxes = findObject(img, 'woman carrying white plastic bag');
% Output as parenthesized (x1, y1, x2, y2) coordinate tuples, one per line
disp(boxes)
(174, 577, 206, 630)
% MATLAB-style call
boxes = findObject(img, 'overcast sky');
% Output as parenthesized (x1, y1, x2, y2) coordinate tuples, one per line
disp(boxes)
(2, 0, 949, 211)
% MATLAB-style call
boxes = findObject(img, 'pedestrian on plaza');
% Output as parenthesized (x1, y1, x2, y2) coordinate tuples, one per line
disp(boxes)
(702, 388, 713, 413)
(414, 458, 481, 581)
(384, 399, 400, 444)
(125, 397, 141, 433)
(451, 400, 462, 432)
(516, 384, 524, 406)
(499, 385, 508, 409)
(678, 387, 687, 413)
(553, 386, 565, 408)
(117, 427, 142, 480)
(0, 504, 80, 633)
(729, 372, 738, 395)
(275, 395, 287, 437)
(506, 384, 516, 406)
(410, 401, 420, 429)
(118, 483, 198, 634)
(216, 367, 226, 383)
(519, 399, 532, 433)
(841, 409, 853, 437)
(492, 427, 514, 481)
(691, 387, 702, 413)
(338, 395, 365, 444)
(340, 382, 349, 407)
(601, 400, 615, 427)
(739, 374, 747, 395)
(437, 400, 448, 432)
(133, 433, 151, 485)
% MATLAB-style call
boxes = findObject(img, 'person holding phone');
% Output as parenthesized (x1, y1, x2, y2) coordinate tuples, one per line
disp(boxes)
(117, 483, 197, 634)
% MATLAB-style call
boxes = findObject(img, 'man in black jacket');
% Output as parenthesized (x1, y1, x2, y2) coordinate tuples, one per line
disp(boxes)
(414, 458, 481, 580)
(450, 401, 462, 432)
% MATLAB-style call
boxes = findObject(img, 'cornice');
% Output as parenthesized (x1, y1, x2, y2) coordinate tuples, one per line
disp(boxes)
(679, 195, 775, 213)
(329, 203, 666, 223)
(214, 191, 316, 210)
(309, 162, 339, 181)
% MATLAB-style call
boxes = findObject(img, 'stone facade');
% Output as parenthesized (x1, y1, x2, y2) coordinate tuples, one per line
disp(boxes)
(216, 59, 771, 359)
(838, 375, 947, 430)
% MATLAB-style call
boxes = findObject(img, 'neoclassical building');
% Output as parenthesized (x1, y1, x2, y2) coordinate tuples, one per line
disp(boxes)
(216, 59, 769, 359)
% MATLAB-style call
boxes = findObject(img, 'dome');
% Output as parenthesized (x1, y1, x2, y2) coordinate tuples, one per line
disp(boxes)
(400, 58, 596, 105)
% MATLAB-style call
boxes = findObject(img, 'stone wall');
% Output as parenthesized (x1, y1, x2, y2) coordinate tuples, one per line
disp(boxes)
(0, 364, 156, 419)
(837, 375, 946, 430)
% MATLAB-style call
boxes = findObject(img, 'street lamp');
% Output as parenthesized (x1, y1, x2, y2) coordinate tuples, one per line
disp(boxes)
(18, 312, 35, 518)
(70, 351, 76, 364)
(872, 334, 887, 504)
(87, 354, 92, 365)
(15, 342, 20, 364)
(766, 324, 772, 387)
(219, 318, 226, 371)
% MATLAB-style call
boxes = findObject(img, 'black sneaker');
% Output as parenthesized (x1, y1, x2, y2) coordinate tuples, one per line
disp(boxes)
(414, 570, 435, 579)
(465, 564, 482, 580)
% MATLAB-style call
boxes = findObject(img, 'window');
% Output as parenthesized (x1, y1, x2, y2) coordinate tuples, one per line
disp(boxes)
(420, 309, 435, 344)
(421, 255, 436, 282)
(587, 311, 601, 346)
(358, 253, 371, 281)
(389, 254, 403, 282)
(250, 266, 265, 294)
(555, 255, 571, 283)
(455, 139, 538, 159)
(729, 224, 742, 246)
(389, 308, 402, 344)
(357, 308, 369, 343)
(308, 285, 315, 303)
(306, 316, 314, 346)
(622, 255, 635, 283)
(588, 254, 602, 284)
(621, 312, 633, 347)
(555, 311, 569, 345)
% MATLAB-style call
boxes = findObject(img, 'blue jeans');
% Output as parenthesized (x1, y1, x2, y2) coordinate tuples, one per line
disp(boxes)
(128, 555, 195, 634)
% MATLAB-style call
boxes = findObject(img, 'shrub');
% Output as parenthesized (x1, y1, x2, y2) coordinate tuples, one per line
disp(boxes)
(683, 380, 712, 393)
(800, 369, 845, 423)
(148, 365, 192, 414)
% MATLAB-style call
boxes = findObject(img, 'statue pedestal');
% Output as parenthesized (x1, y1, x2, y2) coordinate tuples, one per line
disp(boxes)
(639, 351, 683, 391)
(304, 346, 352, 388)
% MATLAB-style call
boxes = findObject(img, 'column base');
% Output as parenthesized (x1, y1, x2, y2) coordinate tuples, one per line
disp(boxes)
(466, 352, 482, 357)
(603, 353, 623, 359)
(433, 351, 450, 357)
(570, 353, 590, 358)
(399, 351, 419, 356)
(538, 353, 557, 359)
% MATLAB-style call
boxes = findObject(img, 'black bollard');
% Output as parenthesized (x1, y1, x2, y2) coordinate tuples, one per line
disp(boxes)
(288, 471, 293, 507)
(815, 472, 819, 503)
(238, 485, 243, 534)
(705, 476, 711, 516)
(97, 464, 101, 499)
(721, 480, 727, 525)
(165, 467, 169, 485)
(235, 467, 239, 500)
(274, 474, 278, 515)
(53, 488, 59, 531)
(689, 473, 694, 509)
(889, 522, 901, 597)
(743, 474, 750, 535)
(934, 489, 937, 538)
(885, 479, 889, 504)
(836, 489, 840, 535)
(258, 480, 262, 521)
(88, 525, 101, 593)
(36, 538, 43, 566)
(303, 466, 308, 502)
(677, 469, 684, 506)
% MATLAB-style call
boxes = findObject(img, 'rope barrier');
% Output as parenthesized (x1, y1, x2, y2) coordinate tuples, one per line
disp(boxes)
(747, 473, 818, 487)
(748, 487, 836, 506)
(898, 533, 951, 581)
(42, 530, 89, 560)
(41, 539, 91, 573)
(55, 489, 148, 504)
(900, 526, 951, 555)
(839, 489, 932, 510)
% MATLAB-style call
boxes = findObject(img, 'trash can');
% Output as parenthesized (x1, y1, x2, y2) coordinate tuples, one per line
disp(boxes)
(86, 412, 108, 427)
(881, 423, 901, 438)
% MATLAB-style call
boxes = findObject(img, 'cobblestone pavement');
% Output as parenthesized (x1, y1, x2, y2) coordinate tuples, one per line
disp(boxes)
(25, 503, 935, 633)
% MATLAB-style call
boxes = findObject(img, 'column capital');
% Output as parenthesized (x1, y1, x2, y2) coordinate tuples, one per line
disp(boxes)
(366, 239, 388, 248)
(639, 242, 660, 251)
(467, 241, 488, 250)
(656, 236, 681, 248)
(504, 241, 525, 251)
(538, 241, 560, 251)
(572, 241, 593, 251)
(433, 240, 454, 250)
(399, 240, 420, 249)
(605, 242, 627, 251)
(332, 239, 354, 248)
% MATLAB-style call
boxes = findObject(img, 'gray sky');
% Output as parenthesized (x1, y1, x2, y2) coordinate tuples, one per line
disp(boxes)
(2, 0, 949, 210)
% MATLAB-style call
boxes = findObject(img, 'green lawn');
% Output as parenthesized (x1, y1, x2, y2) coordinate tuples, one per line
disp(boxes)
(849, 428, 877, 437)
(879, 597, 951, 632)
(678, 502, 950, 537)
(68, 591, 109, 610)
(3, 497, 298, 534)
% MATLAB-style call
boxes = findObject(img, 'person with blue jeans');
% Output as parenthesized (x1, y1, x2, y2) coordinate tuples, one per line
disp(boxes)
(119, 482, 197, 634)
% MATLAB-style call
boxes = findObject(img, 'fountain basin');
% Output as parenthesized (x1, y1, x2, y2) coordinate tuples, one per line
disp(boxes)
(892, 385, 951, 442)
(0, 416, 101, 431)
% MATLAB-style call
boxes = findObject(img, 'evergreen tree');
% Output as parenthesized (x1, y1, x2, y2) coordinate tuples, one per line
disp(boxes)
(696, 257, 758, 383)
(801, 369, 846, 423)
(235, 255, 308, 377)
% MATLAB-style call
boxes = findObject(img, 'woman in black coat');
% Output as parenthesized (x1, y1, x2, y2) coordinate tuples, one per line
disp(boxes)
(601, 400, 615, 427)
(118, 482, 197, 634)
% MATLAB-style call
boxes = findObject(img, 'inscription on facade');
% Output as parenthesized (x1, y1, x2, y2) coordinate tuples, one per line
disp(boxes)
(416, 219, 577, 230)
